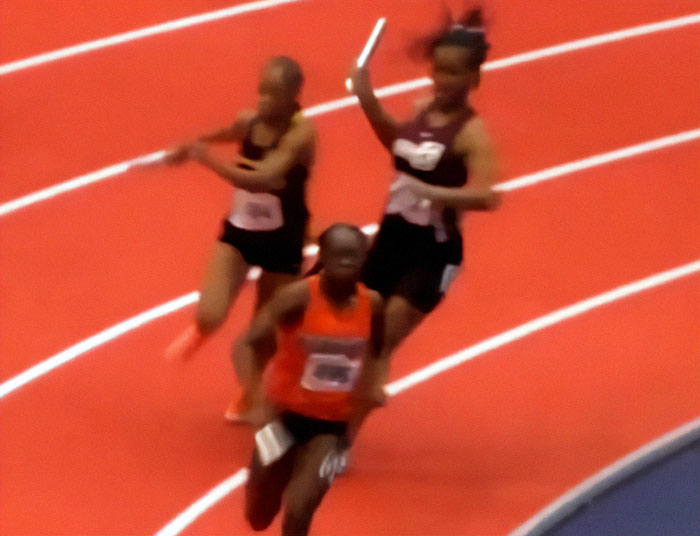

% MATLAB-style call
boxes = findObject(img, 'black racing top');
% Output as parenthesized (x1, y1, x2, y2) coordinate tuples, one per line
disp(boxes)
(238, 115, 309, 232)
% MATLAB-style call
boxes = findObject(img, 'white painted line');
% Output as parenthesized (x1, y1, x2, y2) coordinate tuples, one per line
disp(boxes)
(0, 292, 199, 399)
(2, 12, 699, 216)
(507, 416, 700, 536)
(152, 260, 700, 536)
(0, 150, 166, 217)
(2, 124, 697, 219)
(0, 0, 304, 76)
(494, 129, 700, 192)
(1, 129, 696, 399)
(484, 13, 700, 71)
(154, 468, 249, 536)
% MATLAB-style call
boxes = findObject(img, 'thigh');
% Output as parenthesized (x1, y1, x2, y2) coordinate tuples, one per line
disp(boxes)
(197, 241, 249, 327)
(245, 445, 297, 530)
(362, 225, 407, 297)
(254, 226, 305, 277)
(382, 294, 426, 355)
(255, 270, 299, 312)
(284, 434, 342, 515)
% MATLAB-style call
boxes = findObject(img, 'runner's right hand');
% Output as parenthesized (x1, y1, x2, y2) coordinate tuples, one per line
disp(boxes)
(163, 145, 190, 165)
(349, 64, 372, 97)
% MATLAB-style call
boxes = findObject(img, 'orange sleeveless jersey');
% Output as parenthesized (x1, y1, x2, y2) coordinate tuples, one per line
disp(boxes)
(263, 275, 373, 422)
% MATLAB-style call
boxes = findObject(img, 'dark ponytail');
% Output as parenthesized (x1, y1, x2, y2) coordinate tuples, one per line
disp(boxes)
(410, 5, 490, 74)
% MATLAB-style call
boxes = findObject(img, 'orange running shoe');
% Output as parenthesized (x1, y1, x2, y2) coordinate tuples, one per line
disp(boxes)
(164, 324, 205, 361)
(224, 396, 252, 423)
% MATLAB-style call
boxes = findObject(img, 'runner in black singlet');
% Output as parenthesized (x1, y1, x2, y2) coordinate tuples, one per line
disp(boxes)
(163, 57, 317, 422)
(348, 7, 500, 390)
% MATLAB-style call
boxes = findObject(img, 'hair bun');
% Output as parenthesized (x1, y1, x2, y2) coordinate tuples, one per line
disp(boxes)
(458, 8, 485, 29)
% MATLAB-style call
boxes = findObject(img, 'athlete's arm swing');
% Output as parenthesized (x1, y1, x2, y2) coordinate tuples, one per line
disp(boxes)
(348, 19, 396, 149)
(404, 117, 500, 211)
(188, 119, 315, 193)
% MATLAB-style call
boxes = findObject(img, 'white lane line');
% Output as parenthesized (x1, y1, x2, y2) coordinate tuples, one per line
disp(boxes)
(155, 468, 249, 536)
(0, 151, 167, 217)
(1, 128, 697, 400)
(494, 129, 700, 192)
(152, 259, 700, 536)
(507, 416, 700, 536)
(2, 12, 699, 217)
(0, 292, 199, 399)
(484, 12, 700, 71)
(0, 0, 304, 76)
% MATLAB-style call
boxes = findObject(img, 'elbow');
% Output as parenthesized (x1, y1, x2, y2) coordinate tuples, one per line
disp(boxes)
(466, 190, 500, 211)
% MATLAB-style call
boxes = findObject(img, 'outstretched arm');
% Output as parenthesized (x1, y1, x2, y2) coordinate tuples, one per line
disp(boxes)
(189, 116, 316, 192)
(164, 109, 255, 165)
(349, 66, 398, 150)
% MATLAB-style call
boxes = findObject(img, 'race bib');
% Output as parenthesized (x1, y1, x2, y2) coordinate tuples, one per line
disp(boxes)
(301, 353, 362, 393)
(386, 173, 433, 226)
(230, 190, 283, 231)
(299, 336, 366, 393)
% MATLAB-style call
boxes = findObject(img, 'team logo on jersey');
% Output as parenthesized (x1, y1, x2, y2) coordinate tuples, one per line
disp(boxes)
(393, 138, 446, 171)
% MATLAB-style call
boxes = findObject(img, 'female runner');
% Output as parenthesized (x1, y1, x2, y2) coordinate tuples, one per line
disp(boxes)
(349, 8, 500, 379)
(234, 223, 384, 535)
(164, 57, 317, 420)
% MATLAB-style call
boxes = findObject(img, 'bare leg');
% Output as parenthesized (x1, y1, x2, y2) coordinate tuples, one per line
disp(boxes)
(381, 294, 426, 358)
(282, 434, 341, 536)
(227, 269, 299, 421)
(254, 270, 299, 312)
(196, 242, 250, 334)
(346, 295, 425, 443)
(165, 242, 250, 361)
(245, 445, 297, 531)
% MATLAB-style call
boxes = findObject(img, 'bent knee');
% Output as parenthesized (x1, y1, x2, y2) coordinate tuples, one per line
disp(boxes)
(282, 509, 313, 536)
(382, 322, 412, 355)
(195, 306, 226, 334)
(246, 506, 276, 532)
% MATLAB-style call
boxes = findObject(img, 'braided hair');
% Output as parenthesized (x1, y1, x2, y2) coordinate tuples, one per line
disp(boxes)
(433, 9, 490, 73)
(411, 6, 490, 86)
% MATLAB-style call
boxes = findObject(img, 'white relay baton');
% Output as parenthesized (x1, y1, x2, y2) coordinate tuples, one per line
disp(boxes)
(345, 17, 387, 93)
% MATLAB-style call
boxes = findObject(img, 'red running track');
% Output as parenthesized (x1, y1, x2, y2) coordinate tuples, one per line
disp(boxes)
(1, 1, 698, 534)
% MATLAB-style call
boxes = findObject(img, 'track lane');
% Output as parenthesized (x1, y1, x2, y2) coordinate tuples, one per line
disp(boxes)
(184, 273, 699, 535)
(1, 31, 698, 378)
(1, 145, 697, 533)
(1, 3, 699, 534)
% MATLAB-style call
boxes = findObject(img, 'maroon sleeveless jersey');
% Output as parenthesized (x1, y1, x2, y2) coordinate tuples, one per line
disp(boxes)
(386, 106, 474, 242)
